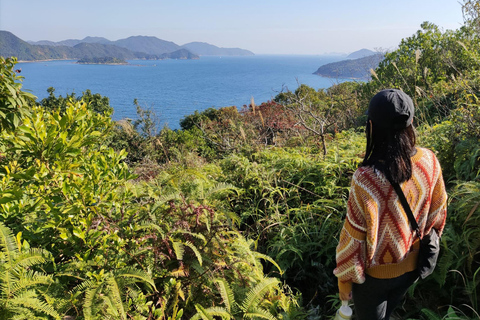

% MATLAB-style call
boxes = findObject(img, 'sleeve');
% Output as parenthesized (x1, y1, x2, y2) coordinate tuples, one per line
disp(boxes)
(333, 172, 368, 298)
(425, 154, 448, 237)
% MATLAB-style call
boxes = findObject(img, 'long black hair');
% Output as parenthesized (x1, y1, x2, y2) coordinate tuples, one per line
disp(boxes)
(362, 120, 416, 184)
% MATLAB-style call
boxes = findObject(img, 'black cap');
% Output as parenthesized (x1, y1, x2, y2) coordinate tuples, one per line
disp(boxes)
(367, 89, 414, 129)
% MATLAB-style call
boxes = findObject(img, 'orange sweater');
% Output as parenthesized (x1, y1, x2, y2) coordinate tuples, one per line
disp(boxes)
(334, 147, 447, 296)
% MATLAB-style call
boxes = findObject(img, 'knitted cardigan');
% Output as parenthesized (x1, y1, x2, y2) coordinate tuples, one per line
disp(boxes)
(334, 147, 448, 296)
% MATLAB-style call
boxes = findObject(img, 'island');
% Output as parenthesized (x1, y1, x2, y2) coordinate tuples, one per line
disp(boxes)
(77, 57, 128, 65)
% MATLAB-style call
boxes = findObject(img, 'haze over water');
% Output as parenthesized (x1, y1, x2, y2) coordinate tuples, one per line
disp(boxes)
(18, 55, 349, 129)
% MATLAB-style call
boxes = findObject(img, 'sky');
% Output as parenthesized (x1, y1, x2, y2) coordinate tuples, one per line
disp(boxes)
(0, 0, 466, 55)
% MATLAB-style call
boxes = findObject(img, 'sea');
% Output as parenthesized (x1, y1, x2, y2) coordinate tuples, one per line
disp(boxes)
(17, 55, 350, 129)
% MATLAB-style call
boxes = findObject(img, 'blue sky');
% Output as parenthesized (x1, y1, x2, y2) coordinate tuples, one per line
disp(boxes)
(0, 0, 465, 54)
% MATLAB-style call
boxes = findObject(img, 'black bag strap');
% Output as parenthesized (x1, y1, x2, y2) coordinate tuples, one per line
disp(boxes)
(389, 180, 422, 240)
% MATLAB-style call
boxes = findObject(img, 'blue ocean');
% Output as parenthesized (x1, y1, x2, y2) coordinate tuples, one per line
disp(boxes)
(17, 55, 349, 129)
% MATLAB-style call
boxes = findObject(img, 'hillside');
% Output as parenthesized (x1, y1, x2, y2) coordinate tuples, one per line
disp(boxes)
(181, 42, 254, 56)
(0, 31, 74, 60)
(24, 34, 255, 58)
(114, 36, 180, 55)
(159, 48, 200, 60)
(0, 31, 199, 61)
(313, 53, 384, 79)
(70, 42, 137, 60)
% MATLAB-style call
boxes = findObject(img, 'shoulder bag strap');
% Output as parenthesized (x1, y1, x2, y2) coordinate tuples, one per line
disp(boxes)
(389, 180, 422, 240)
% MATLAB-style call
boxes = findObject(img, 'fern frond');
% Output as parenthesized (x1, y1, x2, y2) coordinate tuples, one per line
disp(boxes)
(204, 306, 232, 319)
(7, 290, 61, 320)
(175, 230, 207, 245)
(114, 266, 156, 290)
(68, 278, 96, 296)
(10, 271, 53, 296)
(241, 278, 279, 313)
(184, 241, 203, 266)
(154, 191, 182, 204)
(171, 239, 185, 261)
(83, 281, 104, 320)
(192, 304, 215, 320)
(205, 182, 238, 198)
(134, 221, 166, 239)
(0, 221, 18, 265)
(214, 279, 235, 313)
(106, 275, 127, 320)
(244, 307, 277, 320)
(11, 248, 51, 271)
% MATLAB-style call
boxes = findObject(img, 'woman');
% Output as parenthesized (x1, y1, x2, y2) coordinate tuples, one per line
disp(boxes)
(333, 89, 448, 320)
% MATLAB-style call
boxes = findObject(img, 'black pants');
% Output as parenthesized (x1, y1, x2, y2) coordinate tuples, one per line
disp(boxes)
(352, 270, 418, 320)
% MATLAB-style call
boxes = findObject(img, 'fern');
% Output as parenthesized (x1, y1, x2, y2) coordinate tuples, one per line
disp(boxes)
(176, 230, 207, 245)
(241, 278, 280, 313)
(9, 271, 53, 297)
(106, 276, 127, 320)
(0, 223, 60, 319)
(134, 221, 166, 239)
(244, 307, 277, 320)
(0, 222, 17, 266)
(171, 239, 185, 261)
(214, 279, 235, 313)
(115, 267, 156, 290)
(184, 241, 203, 266)
(7, 291, 61, 320)
(192, 304, 215, 320)
(11, 248, 51, 272)
(83, 281, 103, 320)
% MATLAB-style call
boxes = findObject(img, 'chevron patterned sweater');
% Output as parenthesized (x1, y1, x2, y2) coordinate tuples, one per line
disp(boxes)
(334, 147, 447, 297)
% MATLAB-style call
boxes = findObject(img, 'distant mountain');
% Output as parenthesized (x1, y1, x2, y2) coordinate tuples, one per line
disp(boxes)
(82, 36, 112, 45)
(0, 31, 199, 61)
(28, 36, 111, 47)
(181, 42, 254, 56)
(313, 53, 384, 79)
(347, 49, 377, 59)
(114, 36, 180, 55)
(14, 33, 254, 60)
(0, 31, 74, 60)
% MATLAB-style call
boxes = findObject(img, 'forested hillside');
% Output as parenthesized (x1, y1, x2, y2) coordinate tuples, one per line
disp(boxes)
(313, 53, 384, 79)
(0, 1, 479, 319)
(0, 31, 199, 61)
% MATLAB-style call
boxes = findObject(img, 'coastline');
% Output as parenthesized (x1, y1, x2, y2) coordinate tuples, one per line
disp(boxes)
(76, 62, 129, 65)
(17, 58, 75, 63)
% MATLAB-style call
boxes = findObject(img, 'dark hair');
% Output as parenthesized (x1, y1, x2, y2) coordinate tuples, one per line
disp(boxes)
(362, 121, 416, 184)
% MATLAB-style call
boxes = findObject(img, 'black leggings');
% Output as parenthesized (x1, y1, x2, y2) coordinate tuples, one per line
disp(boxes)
(352, 270, 418, 320)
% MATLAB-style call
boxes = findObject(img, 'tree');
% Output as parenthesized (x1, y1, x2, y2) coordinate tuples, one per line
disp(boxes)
(462, 0, 480, 33)
(275, 84, 351, 156)
(0, 57, 36, 132)
(40, 87, 113, 115)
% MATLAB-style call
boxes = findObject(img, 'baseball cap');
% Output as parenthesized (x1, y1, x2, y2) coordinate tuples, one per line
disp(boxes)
(367, 89, 414, 129)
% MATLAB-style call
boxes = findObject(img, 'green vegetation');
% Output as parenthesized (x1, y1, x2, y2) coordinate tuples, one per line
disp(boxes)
(0, 1, 479, 318)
